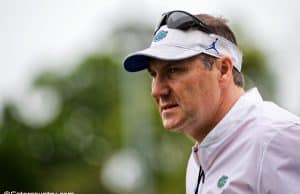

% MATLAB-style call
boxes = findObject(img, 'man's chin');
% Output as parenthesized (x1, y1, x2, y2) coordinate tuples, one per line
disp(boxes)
(162, 120, 183, 131)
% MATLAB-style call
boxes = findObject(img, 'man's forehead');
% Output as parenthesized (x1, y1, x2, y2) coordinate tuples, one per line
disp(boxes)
(148, 56, 200, 71)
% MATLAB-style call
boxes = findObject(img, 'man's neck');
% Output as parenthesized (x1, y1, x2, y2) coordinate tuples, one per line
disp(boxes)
(195, 86, 245, 143)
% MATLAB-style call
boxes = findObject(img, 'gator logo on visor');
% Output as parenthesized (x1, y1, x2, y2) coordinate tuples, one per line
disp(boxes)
(153, 30, 168, 42)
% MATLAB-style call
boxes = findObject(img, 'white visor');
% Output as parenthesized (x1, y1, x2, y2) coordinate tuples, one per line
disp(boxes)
(123, 25, 243, 72)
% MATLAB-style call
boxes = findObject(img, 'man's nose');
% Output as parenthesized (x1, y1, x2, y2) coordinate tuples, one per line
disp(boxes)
(151, 76, 170, 99)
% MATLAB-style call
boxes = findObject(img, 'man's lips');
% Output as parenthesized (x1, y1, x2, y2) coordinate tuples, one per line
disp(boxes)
(160, 104, 178, 113)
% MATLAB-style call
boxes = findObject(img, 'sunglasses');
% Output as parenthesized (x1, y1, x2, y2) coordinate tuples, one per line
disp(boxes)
(154, 10, 212, 35)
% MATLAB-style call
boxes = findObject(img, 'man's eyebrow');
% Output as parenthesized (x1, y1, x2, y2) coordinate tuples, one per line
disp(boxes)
(166, 61, 188, 68)
(167, 63, 181, 67)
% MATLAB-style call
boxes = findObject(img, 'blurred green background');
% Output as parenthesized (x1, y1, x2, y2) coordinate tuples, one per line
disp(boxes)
(1, 1, 294, 193)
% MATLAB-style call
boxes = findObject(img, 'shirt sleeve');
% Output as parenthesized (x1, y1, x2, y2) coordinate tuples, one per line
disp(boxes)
(258, 123, 300, 194)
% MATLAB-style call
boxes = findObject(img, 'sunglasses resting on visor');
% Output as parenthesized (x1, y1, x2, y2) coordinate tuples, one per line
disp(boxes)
(154, 10, 212, 35)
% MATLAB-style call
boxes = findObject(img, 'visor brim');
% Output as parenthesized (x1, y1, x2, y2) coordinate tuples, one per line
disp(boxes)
(123, 45, 206, 72)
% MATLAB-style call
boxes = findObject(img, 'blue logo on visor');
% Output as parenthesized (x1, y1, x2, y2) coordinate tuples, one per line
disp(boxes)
(153, 30, 168, 42)
(206, 38, 220, 54)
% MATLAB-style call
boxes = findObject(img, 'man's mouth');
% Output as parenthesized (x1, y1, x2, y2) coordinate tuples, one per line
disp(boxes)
(160, 104, 178, 113)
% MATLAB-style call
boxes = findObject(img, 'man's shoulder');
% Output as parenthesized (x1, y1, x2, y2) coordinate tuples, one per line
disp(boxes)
(246, 100, 300, 129)
(237, 100, 300, 147)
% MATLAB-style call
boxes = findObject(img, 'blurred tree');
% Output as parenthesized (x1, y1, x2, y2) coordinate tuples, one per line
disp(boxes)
(0, 104, 40, 191)
(0, 55, 123, 194)
(242, 46, 276, 101)
(233, 23, 277, 101)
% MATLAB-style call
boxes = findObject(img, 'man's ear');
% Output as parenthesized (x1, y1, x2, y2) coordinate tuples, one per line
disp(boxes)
(215, 56, 234, 84)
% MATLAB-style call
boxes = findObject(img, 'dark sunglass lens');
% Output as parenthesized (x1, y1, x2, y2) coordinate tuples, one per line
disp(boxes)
(176, 20, 195, 30)
(154, 13, 169, 34)
(167, 12, 195, 30)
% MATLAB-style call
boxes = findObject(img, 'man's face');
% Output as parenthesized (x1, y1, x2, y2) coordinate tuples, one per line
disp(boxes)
(148, 56, 222, 138)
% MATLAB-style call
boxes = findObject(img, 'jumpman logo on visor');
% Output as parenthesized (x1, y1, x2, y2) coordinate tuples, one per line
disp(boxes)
(206, 38, 219, 55)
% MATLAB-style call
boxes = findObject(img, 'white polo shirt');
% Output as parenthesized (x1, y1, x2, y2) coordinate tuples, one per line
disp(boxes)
(186, 88, 300, 194)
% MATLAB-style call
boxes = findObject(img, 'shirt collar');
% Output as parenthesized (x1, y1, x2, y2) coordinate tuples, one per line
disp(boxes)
(200, 88, 262, 147)
(193, 88, 263, 169)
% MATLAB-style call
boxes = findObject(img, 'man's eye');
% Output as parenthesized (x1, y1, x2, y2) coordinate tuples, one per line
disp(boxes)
(168, 67, 179, 73)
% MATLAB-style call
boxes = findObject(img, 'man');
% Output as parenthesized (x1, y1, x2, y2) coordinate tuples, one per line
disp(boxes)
(123, 10, 300, 194)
